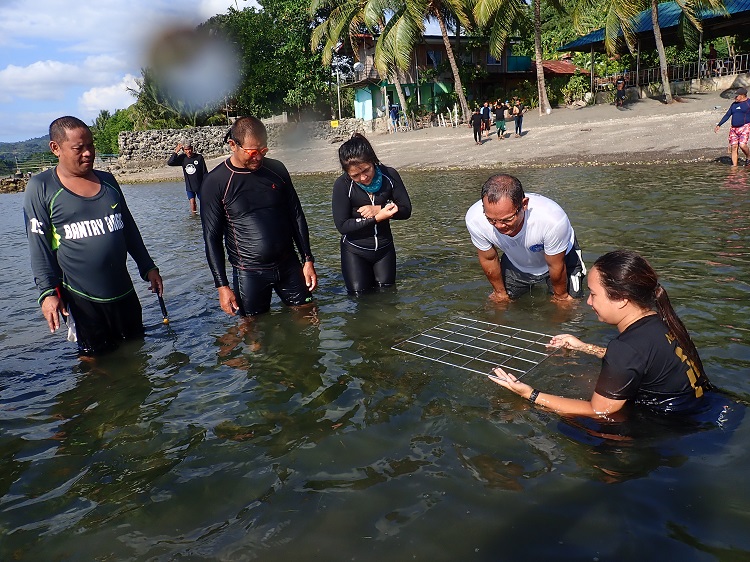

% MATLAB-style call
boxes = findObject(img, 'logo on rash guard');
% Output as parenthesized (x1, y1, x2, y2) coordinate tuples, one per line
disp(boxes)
(529, 244, 544, 252)
(62, 213, 124, 240)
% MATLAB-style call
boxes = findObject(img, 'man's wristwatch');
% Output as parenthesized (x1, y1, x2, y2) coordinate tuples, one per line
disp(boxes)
(304, 255, 315, 264)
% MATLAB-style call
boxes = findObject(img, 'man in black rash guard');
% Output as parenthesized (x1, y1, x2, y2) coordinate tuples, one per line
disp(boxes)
(168, 141, 208, 214)
(24, 116, 163, 356)
(201, 116, 317, 317)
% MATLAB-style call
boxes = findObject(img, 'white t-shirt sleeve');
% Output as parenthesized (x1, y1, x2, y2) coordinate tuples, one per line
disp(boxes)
(544, 214, 574, 256)
(465, 200, 493, 251)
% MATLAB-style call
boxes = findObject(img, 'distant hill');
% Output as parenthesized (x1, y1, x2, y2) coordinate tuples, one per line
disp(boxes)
(0, 136, 51, 176)
(0, 136, 51, 159)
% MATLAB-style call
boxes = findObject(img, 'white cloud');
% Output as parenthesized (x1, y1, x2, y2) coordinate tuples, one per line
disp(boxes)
(79, 74, 139, 114)
(199, 0, 260, 19)
(0, 0, 262, 142)
(0, 61, 82, 102)
(0, 56, 131, 104)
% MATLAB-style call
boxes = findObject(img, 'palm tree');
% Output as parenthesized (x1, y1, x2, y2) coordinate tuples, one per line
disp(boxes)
(571, 0, 726, 104)
(430, 2, 472, 122)
(474, 0, 553, 115)
(650, 0, 673, 102)
(374, 0, 473, 122)
(310, 0, 410, 119)
(532, 0, 551, 114)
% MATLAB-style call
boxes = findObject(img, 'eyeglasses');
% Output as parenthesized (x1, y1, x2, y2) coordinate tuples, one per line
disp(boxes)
(484, 206, 522, 226)
(232, 138, 268, 159)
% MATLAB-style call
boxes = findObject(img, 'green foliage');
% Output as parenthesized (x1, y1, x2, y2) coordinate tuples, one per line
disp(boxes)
(128, 67, 224, 129)
(511, 80, 539, 108)
(560, 70, 590, 104)
(209, 3, 331, 119)
(91, 109, 134, 155)
(0, 136, 51, 175)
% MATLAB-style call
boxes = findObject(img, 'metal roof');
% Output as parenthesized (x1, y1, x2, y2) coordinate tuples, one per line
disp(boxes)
(558, 0, 750, 52)
(531, 60, 590, 75)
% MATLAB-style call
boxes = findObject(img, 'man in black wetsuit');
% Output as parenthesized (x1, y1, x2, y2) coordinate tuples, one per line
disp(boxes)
(200, 116, 318, 317)
(168, 141, 208, 214)
(24, 116, 163, 355)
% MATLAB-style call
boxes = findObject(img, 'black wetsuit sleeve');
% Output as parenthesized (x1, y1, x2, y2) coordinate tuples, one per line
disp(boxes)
(383, 167, 412, 220)
(200, 166, 230, 287)
(103, 174, 158, 280)
(167, 153, 185, 166)
(331, 175, 376, 235)
(23, 173, 62, 303)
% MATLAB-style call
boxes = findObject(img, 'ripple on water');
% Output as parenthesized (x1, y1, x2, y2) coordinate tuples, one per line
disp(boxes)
(1, 167, 750, 560)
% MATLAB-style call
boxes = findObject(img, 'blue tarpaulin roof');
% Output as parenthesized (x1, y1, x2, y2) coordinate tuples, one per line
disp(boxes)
(558, 0, 750, 52)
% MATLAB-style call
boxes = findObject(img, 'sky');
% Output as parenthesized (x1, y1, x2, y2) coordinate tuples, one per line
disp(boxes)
(0, 0, 259, 143)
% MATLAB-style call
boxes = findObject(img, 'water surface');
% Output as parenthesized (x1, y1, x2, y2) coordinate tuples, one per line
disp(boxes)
(1, 163, 749, 560)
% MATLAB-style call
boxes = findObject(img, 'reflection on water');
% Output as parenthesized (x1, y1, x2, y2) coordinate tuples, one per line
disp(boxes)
(1, 164, 749, 560)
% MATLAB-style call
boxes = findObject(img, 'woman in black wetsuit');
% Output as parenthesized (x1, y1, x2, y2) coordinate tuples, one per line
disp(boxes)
(332, 134, 412, 294)
(488, 250, 713, 418)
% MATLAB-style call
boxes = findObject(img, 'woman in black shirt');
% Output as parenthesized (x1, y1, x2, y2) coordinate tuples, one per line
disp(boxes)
(489, 250, 712, 417)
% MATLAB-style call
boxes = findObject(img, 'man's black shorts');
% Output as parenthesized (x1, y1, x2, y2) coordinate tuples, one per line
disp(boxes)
(62, 288, 144, 355)
(233, 255, 313, 316)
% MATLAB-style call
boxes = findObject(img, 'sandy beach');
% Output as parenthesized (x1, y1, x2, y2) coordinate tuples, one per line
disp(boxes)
(116, 89, 742, 183)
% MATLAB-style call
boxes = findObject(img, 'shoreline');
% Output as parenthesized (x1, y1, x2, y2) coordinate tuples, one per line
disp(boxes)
(2, 89, 743, 192)
(113, 89, 740, 183)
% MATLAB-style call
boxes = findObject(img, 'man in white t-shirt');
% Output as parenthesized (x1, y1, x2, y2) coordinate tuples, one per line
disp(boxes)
(465, 173, 585, 304)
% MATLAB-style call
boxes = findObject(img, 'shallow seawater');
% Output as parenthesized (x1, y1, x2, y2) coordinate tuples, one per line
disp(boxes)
(1, 163, 749, 560)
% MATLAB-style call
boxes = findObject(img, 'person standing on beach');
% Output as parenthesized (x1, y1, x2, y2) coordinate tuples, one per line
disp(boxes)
(168, 141, 208, 214)
(708, 43, 718, 75)
(614, 75, 626, 107)
(513, 99, 526, 137)
(469, 108, 483, 145)
(201, 116, 317, 317)
(465, 173, 585, 304)
(332, 133, 412, 294)
(494, 100, 508, 139)
(714, 87, 750, 166)
(389, 106, 399, 133)
(480, 102, 491, 137)
(24, 116, 163, 356)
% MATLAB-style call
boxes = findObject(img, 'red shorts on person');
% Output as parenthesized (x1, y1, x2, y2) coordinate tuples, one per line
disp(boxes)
(728, 124, 750, 146)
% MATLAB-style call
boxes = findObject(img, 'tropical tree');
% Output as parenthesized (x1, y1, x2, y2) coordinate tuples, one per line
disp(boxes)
(127, 68, 222, 129)
(91, 109, 134, 154)
(426, 0, 472, 122)
(414, 0, 472, 121)
(377, 0, 473, 122)
(570, 0, 726, 104)
(532, 0, 552, 114)
(474, 0, 553, 115)
(309, 0, 410, 118)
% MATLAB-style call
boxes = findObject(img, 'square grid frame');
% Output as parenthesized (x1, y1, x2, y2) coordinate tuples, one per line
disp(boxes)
(392, 317, 558, 378)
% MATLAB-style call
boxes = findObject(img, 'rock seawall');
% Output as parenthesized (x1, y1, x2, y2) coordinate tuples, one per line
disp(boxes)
(117, 117, 387, 169)
(1, 177, 27, 194)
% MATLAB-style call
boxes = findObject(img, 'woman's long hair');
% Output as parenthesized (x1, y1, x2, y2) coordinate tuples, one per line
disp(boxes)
(594, 250, 710, 389)
(338, 133, 379, 171)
